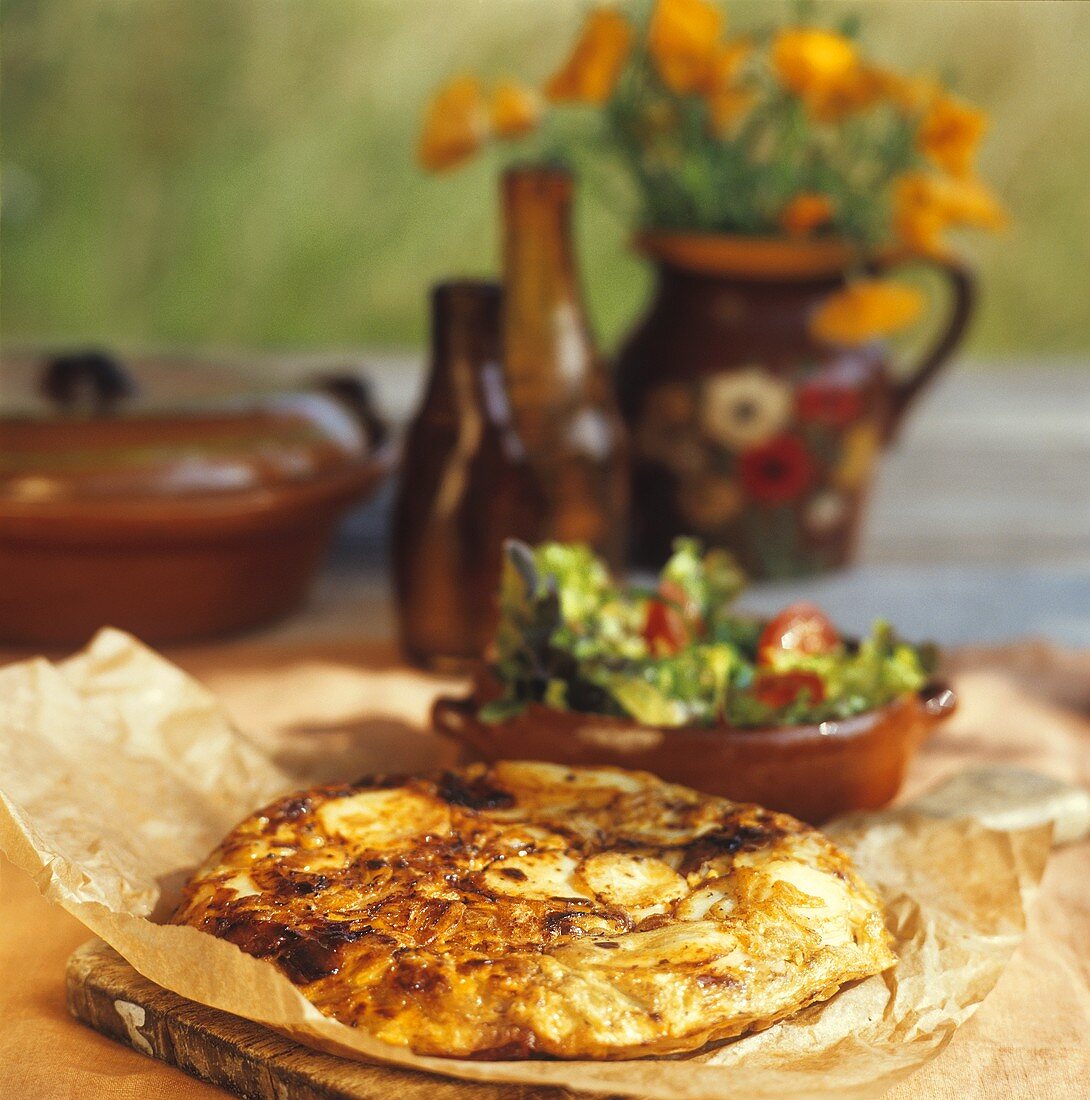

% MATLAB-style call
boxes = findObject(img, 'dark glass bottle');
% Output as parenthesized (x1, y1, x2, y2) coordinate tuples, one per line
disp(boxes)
(393, 280, 546, 669)
(501, 166, 628, 567)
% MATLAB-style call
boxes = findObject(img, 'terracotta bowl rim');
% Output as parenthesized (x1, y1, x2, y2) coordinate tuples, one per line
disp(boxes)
(435, 680, 957, 745)
(0, 446, 394, 544)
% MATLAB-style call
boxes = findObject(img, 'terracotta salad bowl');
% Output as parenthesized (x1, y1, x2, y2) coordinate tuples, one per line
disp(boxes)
(434, 677, 955, 824)
(433, 540, 956, 824)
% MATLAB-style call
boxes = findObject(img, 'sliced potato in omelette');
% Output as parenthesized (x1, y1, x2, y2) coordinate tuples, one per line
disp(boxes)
(171, 762, 894, 1059)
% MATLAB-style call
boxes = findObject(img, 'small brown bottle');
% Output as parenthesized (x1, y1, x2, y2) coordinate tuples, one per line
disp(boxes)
(501, 166, 628, 567)
(393, 280, 546, 670)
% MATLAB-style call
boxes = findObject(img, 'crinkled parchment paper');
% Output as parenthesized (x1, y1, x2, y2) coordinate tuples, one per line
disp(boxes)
(0, 630, 1061, 1100)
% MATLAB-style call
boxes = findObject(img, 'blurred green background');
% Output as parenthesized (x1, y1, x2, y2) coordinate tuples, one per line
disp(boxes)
(2, 0, 1088, 359)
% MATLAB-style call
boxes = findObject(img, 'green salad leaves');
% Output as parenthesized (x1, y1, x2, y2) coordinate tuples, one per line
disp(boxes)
(482, 539, 933, 729)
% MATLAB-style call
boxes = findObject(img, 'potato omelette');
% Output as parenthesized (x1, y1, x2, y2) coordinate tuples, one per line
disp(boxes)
(171, 761, 894, 1059)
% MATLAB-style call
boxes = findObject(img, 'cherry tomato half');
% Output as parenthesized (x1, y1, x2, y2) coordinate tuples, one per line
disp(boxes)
(752, 670, 827, 709)
(757, 601, 839, 665)
(643, 598, 689, 656)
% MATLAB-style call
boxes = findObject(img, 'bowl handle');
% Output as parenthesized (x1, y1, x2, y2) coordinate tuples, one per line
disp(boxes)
(920, 681, 958, 720)
(308, 373, 389, 451)
(40, 350, 136, 413)
(432, 696, 478, 744)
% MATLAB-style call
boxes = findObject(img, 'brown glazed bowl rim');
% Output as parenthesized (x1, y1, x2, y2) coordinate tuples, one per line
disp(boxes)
(434, 678, 958, 746)
(634, 231, 922, 281)
(0, 447, 394, 545)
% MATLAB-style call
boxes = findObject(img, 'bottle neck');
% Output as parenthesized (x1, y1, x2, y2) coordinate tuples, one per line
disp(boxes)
(423, 280, 502, 410)
(501, 167, 593, 394)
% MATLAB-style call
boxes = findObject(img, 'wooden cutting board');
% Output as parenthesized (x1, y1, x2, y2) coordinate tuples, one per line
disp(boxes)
(65, 939, 565, 1100)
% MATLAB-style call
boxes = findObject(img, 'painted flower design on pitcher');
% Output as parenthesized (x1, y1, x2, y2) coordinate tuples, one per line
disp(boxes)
(633, 363, 883, 576)
(700, 367, 792, 450)
(738, 434, 814, 504)
(677, 474, 744, 527)
(797, 376, 863, 428)
(804, 490, 851, 537)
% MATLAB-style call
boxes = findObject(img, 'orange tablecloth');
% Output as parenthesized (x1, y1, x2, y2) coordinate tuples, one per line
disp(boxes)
(2, 640, 1088, 1099)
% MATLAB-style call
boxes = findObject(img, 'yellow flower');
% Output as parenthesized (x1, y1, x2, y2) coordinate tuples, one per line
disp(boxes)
(491, 79, 542, 138)
(772, 31, 885, 122)
(708, 84, 756, 134)
(780, 192, 836, 237)
(833, 423, 881, 490)
(918, 94, 988, 177)
(810, 279, 925, 346)
(811, 63, 886, 121)
(708, 38, 752, 86)
(894, 172, 945, 254)
(771, 28, 858, 116)
(545, 8, 633, 105)
(418, 75, 489, 172)
(874, 69, 941, 115)
(943, 176, 1006, 229)
(704, 39, 755, 134)
(894, 171, 1006, 255)
(648, 0, 724, 94)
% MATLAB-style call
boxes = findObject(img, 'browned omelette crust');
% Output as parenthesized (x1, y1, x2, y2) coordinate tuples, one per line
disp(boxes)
(171, 762, 895, 1059)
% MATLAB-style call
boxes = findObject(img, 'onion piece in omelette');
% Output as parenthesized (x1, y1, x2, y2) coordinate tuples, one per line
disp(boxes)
(171, 762, 895, 1059)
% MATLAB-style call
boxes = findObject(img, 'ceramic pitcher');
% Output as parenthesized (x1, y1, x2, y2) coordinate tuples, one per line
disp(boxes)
(615, 234, 974, 577)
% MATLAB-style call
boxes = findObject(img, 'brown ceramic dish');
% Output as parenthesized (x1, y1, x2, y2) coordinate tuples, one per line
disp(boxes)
(433, 679, 957, 823)
(0, 351, 392, 645)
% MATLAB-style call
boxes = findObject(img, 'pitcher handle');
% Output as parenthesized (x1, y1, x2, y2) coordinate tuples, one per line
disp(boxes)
(868, 253, 976, 442)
